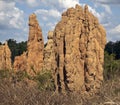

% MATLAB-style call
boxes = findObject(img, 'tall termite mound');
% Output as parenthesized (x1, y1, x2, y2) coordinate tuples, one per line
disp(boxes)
(14, 13, 44, 75)
(52, 4, 106, 93)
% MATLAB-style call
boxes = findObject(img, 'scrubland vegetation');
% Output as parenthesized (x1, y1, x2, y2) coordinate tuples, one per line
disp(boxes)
(0, 40, 120, 105)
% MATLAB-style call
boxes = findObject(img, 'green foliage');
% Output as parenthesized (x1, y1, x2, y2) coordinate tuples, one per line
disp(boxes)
(0, 70, 12, 79)
(34, 70, 55, 91)
(14, 71, 29, 82)
(0, 69, 55, 91)
(104, 52, 120, 80)
(0, 69, 29, 82)
(104, 41, 120, 80)
(7, 39, 27, 63)
(105, 41, 120, 59)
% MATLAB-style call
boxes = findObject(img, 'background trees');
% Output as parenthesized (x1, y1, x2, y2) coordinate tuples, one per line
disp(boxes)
(104, 41, 120, 80)
(105, 41, 120, 59)
(104, 52, 120, 80)
(7, 39, 27, 63)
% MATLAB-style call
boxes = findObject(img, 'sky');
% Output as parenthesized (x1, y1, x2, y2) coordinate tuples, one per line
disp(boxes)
(0, 0, 120, 43)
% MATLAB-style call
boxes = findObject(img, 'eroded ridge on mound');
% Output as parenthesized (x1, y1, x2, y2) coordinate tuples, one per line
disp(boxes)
(52, 4, 106, 93)
(14, 13, 44, 75)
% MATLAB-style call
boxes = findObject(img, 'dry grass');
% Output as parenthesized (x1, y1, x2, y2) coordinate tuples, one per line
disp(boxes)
(0, 78, 119, 105)
(0, 72, 120, 105)
(85, 77, 120, 105)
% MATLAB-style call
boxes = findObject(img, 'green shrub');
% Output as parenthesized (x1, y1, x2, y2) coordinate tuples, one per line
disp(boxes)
(0, 69, 55, 91)
(104, 52, 120, 80)
(35, 70, 55, 91)
(13, 70, 29, 82)
(0, 69, 12, 79)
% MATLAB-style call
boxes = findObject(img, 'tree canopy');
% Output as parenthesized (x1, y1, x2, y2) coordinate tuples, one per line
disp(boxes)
(105, 41, 120, 59)
(7, 39, 27, 63)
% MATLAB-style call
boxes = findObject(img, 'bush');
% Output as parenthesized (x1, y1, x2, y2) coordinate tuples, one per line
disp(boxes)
(0, 69, 30, 83)
(0, 69, 12, 79)
(104, 52, 120, 80)
(13, 71, 29, 82)
(0, 69, 55, 91)
(34, 70, 55, 91)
